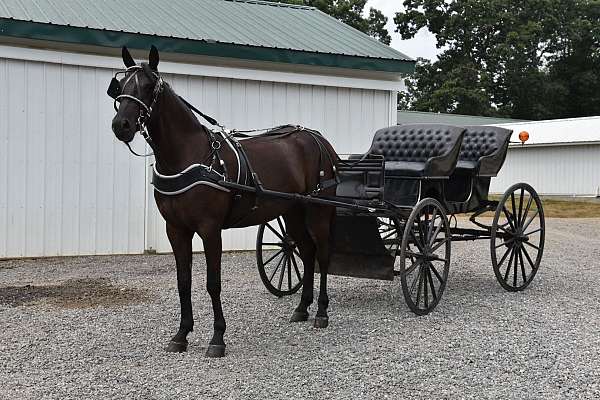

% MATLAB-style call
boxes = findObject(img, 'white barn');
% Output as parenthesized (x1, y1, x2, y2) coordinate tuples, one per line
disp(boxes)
(0, 0, 414, 258)
(490, 116, 600, 197)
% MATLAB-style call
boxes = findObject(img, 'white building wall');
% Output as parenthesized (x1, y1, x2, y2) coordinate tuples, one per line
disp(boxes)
(0, 58, 146, 258)
(490, 144, 600, 196)
(0, 47, 397, 257)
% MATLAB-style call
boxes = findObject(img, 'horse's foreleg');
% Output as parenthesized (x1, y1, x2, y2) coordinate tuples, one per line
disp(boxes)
(165, 224, 194, 353)
(202, 232, 227, 358)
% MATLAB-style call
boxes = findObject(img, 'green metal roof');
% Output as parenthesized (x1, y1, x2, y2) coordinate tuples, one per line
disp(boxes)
(0, 0, 414, 73)
(397, 111, 527, 126)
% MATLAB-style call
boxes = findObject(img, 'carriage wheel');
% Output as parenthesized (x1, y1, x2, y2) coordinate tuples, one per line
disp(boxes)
(491, 183, 545, 291)
(377, 217, 402, 269)
(256, 217, 304, 297)
(399, 198, 451, 315)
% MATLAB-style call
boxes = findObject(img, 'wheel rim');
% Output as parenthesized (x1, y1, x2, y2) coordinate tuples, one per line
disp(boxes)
(491, 183, 545, 291)
(400, 199, 450, 315)
(256, 217, 304, 297)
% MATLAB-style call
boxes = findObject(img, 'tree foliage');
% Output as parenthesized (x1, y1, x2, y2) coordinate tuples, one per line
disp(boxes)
(395, 0, 600, 120)
(276, 0, 391, 44)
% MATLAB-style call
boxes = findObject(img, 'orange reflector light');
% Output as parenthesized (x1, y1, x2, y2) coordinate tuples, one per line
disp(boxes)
(519, 131, 529, 143)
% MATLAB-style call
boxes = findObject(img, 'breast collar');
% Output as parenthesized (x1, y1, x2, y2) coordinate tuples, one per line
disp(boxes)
(152, 129, 252, 196)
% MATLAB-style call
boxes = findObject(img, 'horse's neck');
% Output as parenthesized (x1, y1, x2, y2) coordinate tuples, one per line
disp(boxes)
(149, 89, 211, 174)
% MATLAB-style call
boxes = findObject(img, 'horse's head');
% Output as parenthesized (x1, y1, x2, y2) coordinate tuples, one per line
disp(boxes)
(109, 46, 161, 143)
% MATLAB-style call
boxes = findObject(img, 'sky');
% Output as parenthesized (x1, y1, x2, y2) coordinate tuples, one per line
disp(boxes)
(366, 0, 440, 61)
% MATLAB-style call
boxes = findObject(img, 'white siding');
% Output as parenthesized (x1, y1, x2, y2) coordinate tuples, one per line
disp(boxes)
(147, 74, 394, 253)
(0, 53, 396, 257)
(490, 144, 600, 196)
(0, 58, 146, 258)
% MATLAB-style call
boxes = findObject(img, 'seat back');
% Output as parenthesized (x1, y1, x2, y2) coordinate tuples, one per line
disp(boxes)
(369, 124, 465, 163)
(460, 126, 512, 176)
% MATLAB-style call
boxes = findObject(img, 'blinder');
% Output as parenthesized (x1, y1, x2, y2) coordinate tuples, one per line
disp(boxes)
(107, 77, 121, 99)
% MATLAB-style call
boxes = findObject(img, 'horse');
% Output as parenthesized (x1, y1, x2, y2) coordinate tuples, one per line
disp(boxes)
(109, 46, 337, 357)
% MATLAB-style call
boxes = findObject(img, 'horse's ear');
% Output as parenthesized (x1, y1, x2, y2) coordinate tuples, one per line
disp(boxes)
(122, 46, 135, 68)
(149, 45, 159, 70)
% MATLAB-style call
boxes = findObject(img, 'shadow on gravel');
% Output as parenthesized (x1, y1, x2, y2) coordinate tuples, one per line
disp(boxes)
(0, 278, 149, 309)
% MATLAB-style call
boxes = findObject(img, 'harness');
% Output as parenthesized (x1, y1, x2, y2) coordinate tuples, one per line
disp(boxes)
(108, 65, 338, 200)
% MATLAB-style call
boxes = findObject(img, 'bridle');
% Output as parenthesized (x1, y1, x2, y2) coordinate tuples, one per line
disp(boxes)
(109, 65, 164, 156)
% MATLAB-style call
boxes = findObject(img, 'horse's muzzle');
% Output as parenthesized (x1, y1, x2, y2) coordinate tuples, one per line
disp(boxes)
(112, 117, 136, 143)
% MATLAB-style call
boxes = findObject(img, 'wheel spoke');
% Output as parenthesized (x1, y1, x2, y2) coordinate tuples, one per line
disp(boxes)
(523, 241, 540, 251)
(503, 247, 516, 282)
(521, 209, 540, 233)
(265, 223, 285, 241)
(430, 264, 445, 284)
(511, 192, 518, 226)
(262, 242, 284, 247)
(427, 266, 437, 301)
(269, 253, 285, 282)
(427, 209, 438, 243)
(381, 229, 398, 240)
(521, 246, 537, 270)
(517, 188, 524, 226)
(513, 248, 518, 287)
(290, 254, 302, 282)
(523, 227, 542, 236)
(423, 266, 429, 309)
(429, 221, 443, 248)
(415, 267, 424, 307)
(520, 196, 534, 227)
(287, 256, 292, 290)
(409, 229, 425, 252)
(276, 217, 286, 234)
(277, 255, 287, 290)
(405, 258, 424, 277)
(263, 248, 284, 267)
(519, 248, 527, 284)
(431, 237, 449, 252)
(502, 207, 516, 232)
(409, 266, 421, 294)
(496, 245, 512, 268)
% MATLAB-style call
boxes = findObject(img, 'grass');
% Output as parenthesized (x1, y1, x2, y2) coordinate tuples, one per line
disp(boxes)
(536, 197, 600, 218)
(485, 195, 600, 218)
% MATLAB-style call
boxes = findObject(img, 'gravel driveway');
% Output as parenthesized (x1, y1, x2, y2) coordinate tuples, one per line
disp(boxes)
(1, 219, 599, 399)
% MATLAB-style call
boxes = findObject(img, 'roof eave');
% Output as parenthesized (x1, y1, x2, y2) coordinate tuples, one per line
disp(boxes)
(0, 18, 416, 74)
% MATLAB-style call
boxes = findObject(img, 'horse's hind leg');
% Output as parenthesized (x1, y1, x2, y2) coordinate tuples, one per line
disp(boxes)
(165, 224, 194, 353)
(202, 231, 227, 358)
(283, 210, 316, 323)
(306, 205, 335, 329)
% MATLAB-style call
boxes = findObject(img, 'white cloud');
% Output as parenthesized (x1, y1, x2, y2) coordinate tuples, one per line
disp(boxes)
(366, 0, 441, 61)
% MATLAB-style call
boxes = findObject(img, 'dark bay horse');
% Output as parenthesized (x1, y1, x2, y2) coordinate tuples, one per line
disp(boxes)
(110, 46, 337, 357)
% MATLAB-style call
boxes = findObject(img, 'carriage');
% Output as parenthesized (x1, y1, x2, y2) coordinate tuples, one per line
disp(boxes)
(254, 124, 545, 315)
(108, 47, 546, 355)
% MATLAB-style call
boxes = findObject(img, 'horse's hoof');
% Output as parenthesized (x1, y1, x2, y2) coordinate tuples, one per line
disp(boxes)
(205, 344, 226, 358)
(165, 340, 188, 353)
(290, 311, 309, 322)
(314, 316, 329, 329)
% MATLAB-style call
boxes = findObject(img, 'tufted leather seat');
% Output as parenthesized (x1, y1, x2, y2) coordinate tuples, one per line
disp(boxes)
(368, 124, 466, 178)
(455, 126, 512, 176)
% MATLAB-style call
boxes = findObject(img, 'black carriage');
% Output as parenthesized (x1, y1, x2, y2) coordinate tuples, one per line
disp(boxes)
(256, 124, 545, 315)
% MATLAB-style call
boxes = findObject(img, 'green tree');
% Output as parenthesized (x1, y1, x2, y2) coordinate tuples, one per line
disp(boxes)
(276, 0, 391, 44)
(395, 0, 600, 120)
